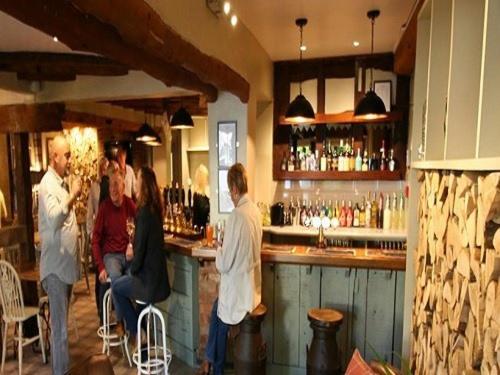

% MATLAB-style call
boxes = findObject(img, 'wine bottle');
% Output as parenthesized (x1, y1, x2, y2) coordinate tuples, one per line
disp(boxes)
(355, 148, 362, 171)
(379, 140, 387, 171)
(377, 193, 384, 229)
(349, 137, 356, 171)
(359, 197, 366, 227)
(365, 195, 371, 228)
(346, 200, 353, 227)
(353, 202, 360, 227)
(388, 149, 396, 172)
(362, 150, 369, 171)
(383, 194, 392, 230)
(339, 200, 347, 227)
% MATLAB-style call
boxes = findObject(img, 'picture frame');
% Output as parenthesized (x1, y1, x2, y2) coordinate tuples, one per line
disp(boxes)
(43, 137, 54, 171)
(217, 121, 237, 168)
(218, 169, 233, 213)
(374, 80, 392, 112)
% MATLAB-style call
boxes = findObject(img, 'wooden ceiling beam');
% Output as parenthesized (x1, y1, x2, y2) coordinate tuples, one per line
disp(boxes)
(0, 0, 218, 101)
(0, 103, 65, 133)
(62, 111, 141, 132)
(70, 0, 249, 102)
(104, 95, 208, 116)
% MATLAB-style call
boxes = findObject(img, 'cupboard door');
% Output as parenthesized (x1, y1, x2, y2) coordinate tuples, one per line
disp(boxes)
(321, 267, 355, 369)
(364, 270, 397, 364)
(261, 263, 275, 363)
(273, 264, 301, 366)
(351, 269, 368, 358)
(393, 271, 406, 368)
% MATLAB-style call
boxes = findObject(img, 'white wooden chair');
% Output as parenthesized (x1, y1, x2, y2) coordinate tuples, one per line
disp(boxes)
(0, 260, 46, 374)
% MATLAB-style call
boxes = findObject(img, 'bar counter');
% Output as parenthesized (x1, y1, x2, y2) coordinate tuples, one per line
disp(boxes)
(164, 235, 406, 271)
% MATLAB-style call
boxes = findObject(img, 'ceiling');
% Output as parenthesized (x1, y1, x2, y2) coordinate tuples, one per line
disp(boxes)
(232, 0, 416, 61)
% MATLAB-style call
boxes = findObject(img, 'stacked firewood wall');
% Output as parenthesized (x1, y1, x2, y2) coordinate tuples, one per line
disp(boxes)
(411, 171, 500, 374)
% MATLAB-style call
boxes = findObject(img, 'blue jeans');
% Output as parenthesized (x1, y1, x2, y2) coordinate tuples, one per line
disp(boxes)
(103, 252, 129, 282)
(42, 274, 72, 375)
(205, 299, 230, 375)
(112, 275, 139, 337)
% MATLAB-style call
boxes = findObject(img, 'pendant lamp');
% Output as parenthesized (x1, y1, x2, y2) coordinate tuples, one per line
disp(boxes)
(284, 18, 315, 124)
(354, 10, 387, 120)
(145, 134, 162, 147)
(135, 122, 157, 142)
(170, 107, 194, 129)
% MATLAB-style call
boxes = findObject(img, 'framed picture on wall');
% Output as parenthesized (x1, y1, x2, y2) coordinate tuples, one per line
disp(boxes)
(43, 137, 54, 170)
(218, 169, 233, 213)
(374, 80, 392, 112)
(217, 121, 237, 168)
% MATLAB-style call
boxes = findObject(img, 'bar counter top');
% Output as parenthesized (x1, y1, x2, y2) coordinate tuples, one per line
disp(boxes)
(164, 235, 406, 271)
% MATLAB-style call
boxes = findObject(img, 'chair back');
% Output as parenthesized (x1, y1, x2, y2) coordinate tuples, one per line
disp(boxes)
(0, 225, 27, 270)
(0, 260, 25, 322)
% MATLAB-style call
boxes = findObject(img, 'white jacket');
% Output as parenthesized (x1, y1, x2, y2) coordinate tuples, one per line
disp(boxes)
(216, 194, 262, 324)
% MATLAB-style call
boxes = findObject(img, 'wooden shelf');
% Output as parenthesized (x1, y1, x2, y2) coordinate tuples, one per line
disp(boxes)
(274, 170, 403, 181)
(411, 157, 500, 171)
(279, 110, 403, 125)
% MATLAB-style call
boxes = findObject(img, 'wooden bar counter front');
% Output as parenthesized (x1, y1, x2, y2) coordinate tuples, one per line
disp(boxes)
(156, 234, 406, 374)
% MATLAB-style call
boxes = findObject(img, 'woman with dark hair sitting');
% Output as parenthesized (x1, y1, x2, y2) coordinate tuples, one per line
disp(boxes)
(112, 166, 170, 342)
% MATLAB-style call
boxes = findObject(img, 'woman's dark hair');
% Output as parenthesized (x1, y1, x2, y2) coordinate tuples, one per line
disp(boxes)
(137, 166, 164, 220)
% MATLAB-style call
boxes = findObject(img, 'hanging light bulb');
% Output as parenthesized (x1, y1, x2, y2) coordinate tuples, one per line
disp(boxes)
(285, 18, 315, 124)
(354, 10, 387, 120)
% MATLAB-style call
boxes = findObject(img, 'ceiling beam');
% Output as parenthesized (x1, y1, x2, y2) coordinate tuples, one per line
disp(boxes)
(62, 111, 141, 132)
(70, 0, 249, 102)
(0, 0, 218, 101)
(394, 0, 425, 75)
(104, 95, 208, 116)
(0, 103, 65, 133)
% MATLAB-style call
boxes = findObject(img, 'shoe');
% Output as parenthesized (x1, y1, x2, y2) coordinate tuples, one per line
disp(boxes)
(115, 321, 125, 337)
(196, 360, 211, 375)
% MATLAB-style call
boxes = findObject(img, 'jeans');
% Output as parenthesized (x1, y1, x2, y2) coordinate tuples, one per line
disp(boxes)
(112, 275, 139, 337)
(205, 299, 230, 375)
(103, 252, 129, 282)
(42, 274, 72, 375)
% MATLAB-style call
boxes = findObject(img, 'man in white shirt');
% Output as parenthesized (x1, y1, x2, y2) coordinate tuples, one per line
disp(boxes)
(117, 148, 136, 199)
(38, 135, 81, 375)
(200, 163, 262, 375)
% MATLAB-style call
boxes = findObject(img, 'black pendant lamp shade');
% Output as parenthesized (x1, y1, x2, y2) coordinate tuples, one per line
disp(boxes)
(354, 10, 388, 120)
(170, 107, 194, 129)
(135, 122, 157, 142)
(284, 18, 315, 124)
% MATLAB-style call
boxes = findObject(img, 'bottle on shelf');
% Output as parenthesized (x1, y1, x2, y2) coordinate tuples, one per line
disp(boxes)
(377, 193, 384, 229)
(388, 148, 396, 172)
(398, 193, 406, 230)
(332, 146, 338, 171)
(391, 192, 399, 230)
(355, 148, 362, 172)
(349, 137, 356, 172)
(346, 200, 353, 227)
(370, 192, 377, 228)
(383, 194, 392, 230)
(288, 150, 295, 172)
(380, 140, 387, 171)
(320, 148, 327, 172)
(370, 153, 378, 171)
(327, 199, 333, 219)
(359, 197, 366, 227)
(300, 148, 307, 171)
(327, 142, 333, 171)
(300, 199, 307, 226)
(339, 200, 347, 227)
(362, 150, 369, 171)
(353, 202, 360, 227)
(365, 195, 372, 228)
(338, 140, 345, 172)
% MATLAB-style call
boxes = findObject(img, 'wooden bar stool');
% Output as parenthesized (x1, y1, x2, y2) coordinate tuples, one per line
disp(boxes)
(306, 308, 343, 375)
(233, 303, 267, 375)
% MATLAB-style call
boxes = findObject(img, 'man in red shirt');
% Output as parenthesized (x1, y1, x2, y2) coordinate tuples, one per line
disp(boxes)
(92, 169, 136, 286)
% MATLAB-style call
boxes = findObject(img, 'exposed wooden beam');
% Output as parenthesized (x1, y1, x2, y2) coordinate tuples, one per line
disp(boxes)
(62, 111, 141, 132)
(394, 0, 425, 75)
(70, 0, 249, 102)
(0, 103, 65, 133)
(104, 95, 208, 116)
(0, 0, 218, 101)
(0, 52, 129, 82)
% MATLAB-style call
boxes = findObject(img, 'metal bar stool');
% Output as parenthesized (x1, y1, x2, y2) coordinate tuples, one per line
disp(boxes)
(306, 308, 344, 375)
(234, 303, 267, 375)
(97, 287, 132, 367)
(132, 301, 172, 375)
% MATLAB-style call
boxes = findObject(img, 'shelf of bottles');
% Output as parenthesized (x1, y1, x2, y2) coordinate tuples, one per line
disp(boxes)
(278, 191, 407, 233)
(274, 123, 405, 181)
(163, 182, 202, 239)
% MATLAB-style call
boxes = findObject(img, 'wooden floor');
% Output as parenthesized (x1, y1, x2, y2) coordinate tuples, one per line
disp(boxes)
(1, 277, 197, 375)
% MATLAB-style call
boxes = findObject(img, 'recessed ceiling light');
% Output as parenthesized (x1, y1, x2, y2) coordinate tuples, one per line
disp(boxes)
(230, 14, 238, 27)
(53, 36, 59, 42)
(300, 45, 307, 51)
(353, 41, 360, 47)
(223, 1, 231, 15)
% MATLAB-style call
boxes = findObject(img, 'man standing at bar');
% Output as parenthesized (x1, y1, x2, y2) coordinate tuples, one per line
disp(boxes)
(38, 135, 81, 375)
(117, 148, 136, 199)
(200, 163, 262, 375)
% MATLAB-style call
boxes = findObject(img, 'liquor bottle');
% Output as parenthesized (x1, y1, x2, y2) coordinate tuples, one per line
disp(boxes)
(288, 151, 295, 172)
(346, 200, 353, 227)
(300, 199, 307, 226)
(327, 142, 333, 171)
(338, 140, 344, 171)
(355, 148, 362, 171)
(353, 202, 360, 227)
(388, 148, 396, 172)
(320, 148, 327, 171)
(370, 192, 378, 228)
(398, 193, 406, 230)
(339, 200, 347, 227)
(295, 149, 301, 171)
(370, 153, 378, 170)
(362, 150, 369, 171)
(364, 195, 371, 228)
(391, 192, 399, 230)
(383, 194, 392, 230)
(377, 193, 384, 229)
(349, 138, 356, 171)
(379, 140, 387, 171)
(332, 146, 338, 171)
(300, 148, 307, 171)
(359, 197, 366, 227)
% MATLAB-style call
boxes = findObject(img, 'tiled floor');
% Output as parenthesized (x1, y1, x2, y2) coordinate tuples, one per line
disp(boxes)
(2, 278, 197, 374)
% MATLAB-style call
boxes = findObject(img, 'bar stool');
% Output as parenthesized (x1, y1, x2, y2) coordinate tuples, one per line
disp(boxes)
(97, 288, 132, 367)
(234, 303, 267, 375)
(132, 301, 172, 374)
(306, 308, 343, 375)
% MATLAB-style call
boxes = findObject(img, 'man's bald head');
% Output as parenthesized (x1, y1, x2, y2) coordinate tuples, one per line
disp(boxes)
(50, 135, 71, 177)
